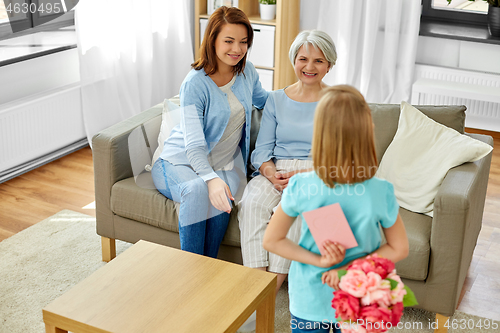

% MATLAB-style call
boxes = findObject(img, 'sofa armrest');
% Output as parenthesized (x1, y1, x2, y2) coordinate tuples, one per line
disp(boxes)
(425, 133, 493, 315)
(92, 104, 162, 237)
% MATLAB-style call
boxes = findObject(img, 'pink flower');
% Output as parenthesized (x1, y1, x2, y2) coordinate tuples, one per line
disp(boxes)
(386, 273, 407, 304)
(358, 304, 392, 333)
(390, 302, 404, 326)
(339, 270, 369, 298)
(330, 256, 414, 333)
(348, 259, 374, 275)
(332, 290, 361, 322)
(362, 289, 392, 308)
(349, 255, 394, 279)
(361, 274, 392, 307)
(370, 255, 395, 278)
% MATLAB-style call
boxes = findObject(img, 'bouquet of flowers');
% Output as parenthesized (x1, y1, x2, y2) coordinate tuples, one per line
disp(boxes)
(331, 254, 418, 333)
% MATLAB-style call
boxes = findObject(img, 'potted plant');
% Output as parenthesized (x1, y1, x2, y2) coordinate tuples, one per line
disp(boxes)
(447, 0, 500, 37)
(259, 0, 276, 21)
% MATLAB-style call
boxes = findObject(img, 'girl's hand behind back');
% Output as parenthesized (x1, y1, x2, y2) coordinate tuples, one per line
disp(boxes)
(322, 269, 341, 290)
(318, 241, 345, 268)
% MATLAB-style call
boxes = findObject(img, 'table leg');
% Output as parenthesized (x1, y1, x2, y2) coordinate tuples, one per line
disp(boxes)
(45, 323, 68, 333)
(255, 288, 276, 333)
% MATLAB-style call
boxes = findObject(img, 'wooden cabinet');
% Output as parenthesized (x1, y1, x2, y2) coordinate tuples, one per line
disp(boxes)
(194, 0, 300, 90)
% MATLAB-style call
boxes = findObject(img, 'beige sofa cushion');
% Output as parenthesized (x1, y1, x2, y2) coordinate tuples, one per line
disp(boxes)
(111, 177, 179, 233)
(369, 104, 466, 163)
(111, 175, 243, 247)
(395, 208, 432, 281)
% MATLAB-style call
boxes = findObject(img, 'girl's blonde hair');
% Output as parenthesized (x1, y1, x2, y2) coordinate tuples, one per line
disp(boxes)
(312, 85, 378, 187)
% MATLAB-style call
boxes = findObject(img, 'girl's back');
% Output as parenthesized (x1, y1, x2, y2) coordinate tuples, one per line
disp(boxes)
(282, 171, 398, 322)
(263, 85, 409, 332)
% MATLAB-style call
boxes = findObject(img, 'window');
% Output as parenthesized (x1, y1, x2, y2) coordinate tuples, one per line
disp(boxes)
(0, 0, 77, 41)
(422, 0, 488, 25)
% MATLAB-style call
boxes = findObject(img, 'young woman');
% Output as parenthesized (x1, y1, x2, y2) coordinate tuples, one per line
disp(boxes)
(263, 85, 409, 333)
(238, 30, 337, 294)
(152, 6, 268, 258)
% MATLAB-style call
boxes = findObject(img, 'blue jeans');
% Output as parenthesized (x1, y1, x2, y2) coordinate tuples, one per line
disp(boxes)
(151, 158, 241, 258)
(290, 314, 340, 333)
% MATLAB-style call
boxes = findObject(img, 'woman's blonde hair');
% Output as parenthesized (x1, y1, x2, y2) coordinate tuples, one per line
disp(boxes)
(312, 85, 378, 187)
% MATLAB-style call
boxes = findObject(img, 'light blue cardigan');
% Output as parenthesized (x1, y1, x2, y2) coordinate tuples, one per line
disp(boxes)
(160, 61, 269, 181)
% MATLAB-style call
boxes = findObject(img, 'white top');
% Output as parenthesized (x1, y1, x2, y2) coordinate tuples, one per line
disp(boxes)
(207, 75, 246, 171)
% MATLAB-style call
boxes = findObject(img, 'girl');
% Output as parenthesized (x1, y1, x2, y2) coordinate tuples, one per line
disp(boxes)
(263, 85, 409, 333)
(151, 6, 268, 258)
(238, 30, 337, 296)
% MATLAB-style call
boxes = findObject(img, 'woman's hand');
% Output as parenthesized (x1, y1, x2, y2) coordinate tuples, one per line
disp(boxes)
(207, 177, 234, 213)
(273, 169, 313, 190)
(268, 172, 289, 191)
(318, 241, 346, 268)
(322, 269, 341, 290)
(275, 168, 312, 180)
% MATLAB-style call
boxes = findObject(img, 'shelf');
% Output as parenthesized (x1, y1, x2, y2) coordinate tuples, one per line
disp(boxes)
(246, 15, 276, 26)
(254, 65, 275, 71)
(194, 0, 300, 90)
(199, 13, 276, 26)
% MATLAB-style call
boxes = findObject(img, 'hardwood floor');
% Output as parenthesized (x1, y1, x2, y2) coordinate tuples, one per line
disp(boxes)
(0, 131, 499, 321)
(456, 129, 500, 321)
(0, 147, 95, 241)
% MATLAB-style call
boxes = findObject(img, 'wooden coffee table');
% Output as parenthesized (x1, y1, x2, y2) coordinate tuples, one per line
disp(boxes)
(43, 240, 277, 332)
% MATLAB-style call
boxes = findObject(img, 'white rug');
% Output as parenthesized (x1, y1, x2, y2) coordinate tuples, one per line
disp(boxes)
(0, 210, 498, 333)
(0, 210, 132, 332)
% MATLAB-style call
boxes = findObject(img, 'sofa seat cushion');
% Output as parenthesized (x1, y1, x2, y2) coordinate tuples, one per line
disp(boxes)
(110, 175, 243, 247)
(111, 177, 180, 233)
(394, 208, 432, 281)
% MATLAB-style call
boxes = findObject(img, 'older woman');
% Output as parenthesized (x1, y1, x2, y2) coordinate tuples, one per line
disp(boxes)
(238, 30, 337, 294)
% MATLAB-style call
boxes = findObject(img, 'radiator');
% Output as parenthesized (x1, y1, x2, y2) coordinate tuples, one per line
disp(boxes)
(411, 64, 500, 132)
(0, 83, 87, 183)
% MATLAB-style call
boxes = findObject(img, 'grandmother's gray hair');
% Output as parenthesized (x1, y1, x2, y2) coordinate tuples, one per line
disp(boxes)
(288, 30, 337, 67)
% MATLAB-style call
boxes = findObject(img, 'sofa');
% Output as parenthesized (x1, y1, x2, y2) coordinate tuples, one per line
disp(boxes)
(92, 101, 493, 323)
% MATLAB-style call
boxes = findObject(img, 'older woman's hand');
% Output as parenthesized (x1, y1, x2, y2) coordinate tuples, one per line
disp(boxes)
(269, 173, 289, 191)
(276, 168, 313, 181)
(272, 169, 313, 191)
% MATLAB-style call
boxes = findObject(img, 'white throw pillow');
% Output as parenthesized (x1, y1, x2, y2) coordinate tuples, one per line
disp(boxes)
(145, 98, 181, 171)
(376, 101, 492, 216)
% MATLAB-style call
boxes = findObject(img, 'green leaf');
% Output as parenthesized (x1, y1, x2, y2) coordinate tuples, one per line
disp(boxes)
(387, 278, 399, 290)
(337, 270, 348, 280)
(403, 285, 419, 307)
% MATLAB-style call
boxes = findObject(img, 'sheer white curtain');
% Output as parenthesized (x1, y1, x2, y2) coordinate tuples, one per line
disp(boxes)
(75, 0, 194, 145)
(316, 0, 421, 103)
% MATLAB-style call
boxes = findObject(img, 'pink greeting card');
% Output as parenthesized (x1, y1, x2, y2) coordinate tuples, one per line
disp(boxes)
(302, 203, 358, 255)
